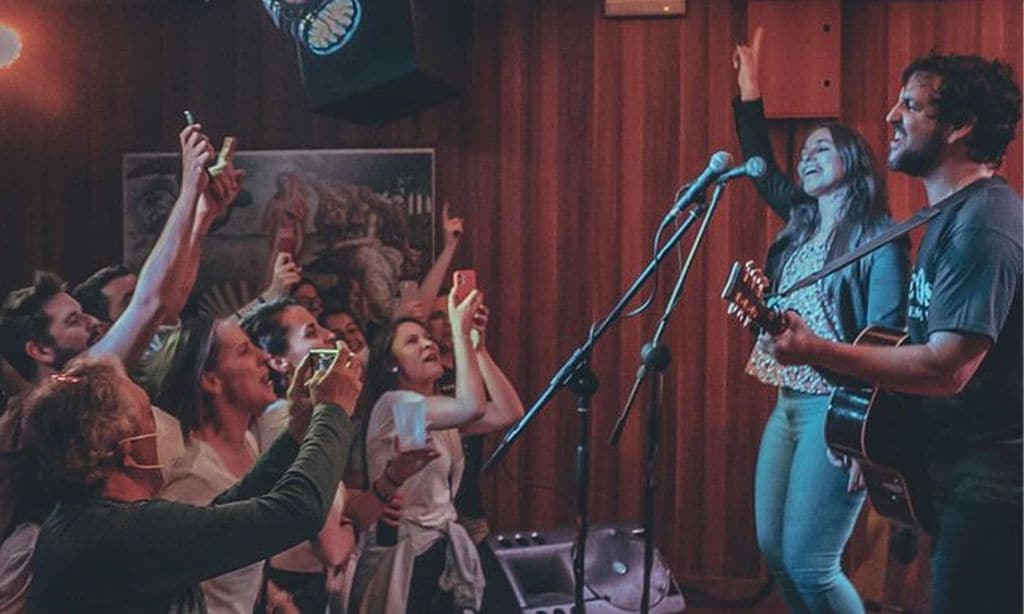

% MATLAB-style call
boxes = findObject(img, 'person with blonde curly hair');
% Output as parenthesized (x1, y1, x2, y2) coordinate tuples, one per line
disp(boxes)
(19, 353, 360, 613)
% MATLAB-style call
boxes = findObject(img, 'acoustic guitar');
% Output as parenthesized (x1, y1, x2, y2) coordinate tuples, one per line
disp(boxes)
(721, 261, 936, 532)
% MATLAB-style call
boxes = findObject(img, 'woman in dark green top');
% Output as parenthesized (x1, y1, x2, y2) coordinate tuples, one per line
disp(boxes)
(20, 353, 361, 613)
(732, 28, 908, 614)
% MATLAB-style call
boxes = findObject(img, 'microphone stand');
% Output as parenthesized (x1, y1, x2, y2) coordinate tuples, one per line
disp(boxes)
(482, 188, 715, 612)
(569, 358, 598, 612)
(611, 184, 730, 613)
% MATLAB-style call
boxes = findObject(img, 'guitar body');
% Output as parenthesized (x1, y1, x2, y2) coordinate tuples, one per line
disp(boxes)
(825, 326, 936, 533)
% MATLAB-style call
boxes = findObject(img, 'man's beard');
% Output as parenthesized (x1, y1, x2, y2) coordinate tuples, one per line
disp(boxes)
(51, 345, 82, 372)
(889, 128, 945, 176)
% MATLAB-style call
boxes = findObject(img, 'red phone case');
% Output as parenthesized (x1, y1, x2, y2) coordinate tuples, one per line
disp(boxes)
(452, 270, 477, 304)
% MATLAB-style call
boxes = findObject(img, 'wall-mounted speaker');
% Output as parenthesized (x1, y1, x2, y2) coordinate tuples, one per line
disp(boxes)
(486, 523, 686, 613)
(296, 0, 471, 125)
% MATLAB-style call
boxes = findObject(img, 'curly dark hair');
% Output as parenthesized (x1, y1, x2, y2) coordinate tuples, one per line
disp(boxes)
(19, 356, 137, 501)
(353, 317, 421, 427)
(902, 53, 1022, 168)
(0, 271, 66, 381)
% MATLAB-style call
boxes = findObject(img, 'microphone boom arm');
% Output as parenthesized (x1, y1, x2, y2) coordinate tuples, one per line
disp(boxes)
(483, 197, 711, 471)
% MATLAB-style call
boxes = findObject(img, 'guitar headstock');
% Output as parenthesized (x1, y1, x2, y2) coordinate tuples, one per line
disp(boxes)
(720, 261, 786, 335)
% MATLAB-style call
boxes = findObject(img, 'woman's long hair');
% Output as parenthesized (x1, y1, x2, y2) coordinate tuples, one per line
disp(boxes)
(135, 317, 220, 436)
(776, 122, 890, 267)
(352, 317, 427, 426)
(350, 317, 431, 487)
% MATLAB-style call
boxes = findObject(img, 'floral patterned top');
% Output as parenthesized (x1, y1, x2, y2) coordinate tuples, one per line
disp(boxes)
(746, 239, 842, 394)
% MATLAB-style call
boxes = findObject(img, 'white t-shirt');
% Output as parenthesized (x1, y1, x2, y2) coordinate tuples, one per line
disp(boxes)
(159, 434, 263, 614)
(366, 390, 464, 528)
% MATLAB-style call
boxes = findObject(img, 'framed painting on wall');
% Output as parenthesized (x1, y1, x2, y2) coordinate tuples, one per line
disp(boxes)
(123, 147, 435, 327)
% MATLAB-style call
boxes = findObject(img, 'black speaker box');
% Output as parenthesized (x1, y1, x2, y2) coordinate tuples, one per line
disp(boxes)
(485, 523, 686, 613)
(296, 0, 472, 125)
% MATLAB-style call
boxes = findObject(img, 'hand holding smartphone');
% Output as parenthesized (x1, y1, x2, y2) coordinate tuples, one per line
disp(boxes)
(309, 348, 340, 373)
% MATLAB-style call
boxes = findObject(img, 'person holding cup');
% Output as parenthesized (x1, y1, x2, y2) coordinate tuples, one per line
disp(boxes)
(348, 284, 524, 613)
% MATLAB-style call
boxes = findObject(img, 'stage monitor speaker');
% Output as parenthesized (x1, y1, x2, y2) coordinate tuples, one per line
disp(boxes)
(296, 0, 472, 125)
(486, 523, 686, 613)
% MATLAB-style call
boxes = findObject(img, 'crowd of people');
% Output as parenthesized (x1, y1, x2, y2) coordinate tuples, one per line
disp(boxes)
(0, 32, 1020, 614)
(0, 122, 524, 613)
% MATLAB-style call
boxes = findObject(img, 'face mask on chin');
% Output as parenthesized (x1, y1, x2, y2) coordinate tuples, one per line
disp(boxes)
(118, 406, 187, 482)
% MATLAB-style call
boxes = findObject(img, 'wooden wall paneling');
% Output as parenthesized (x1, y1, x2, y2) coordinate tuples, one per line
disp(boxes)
(496, 1, 536, 528)
(465, 1, 513, 530)
(670, 0, 712, 577)
(748, 0, 842, 118)
(553, 0, 601, 522)
(589, 2, 631, 529)
(531, 0, 573, 531)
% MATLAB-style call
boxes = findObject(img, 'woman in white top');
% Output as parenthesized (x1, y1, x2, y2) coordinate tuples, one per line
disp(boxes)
(142, 316, 361, 613)
(349, 288, 524, 613)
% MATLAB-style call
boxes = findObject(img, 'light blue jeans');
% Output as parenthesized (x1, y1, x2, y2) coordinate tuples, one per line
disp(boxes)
(755, 388, 866, 614)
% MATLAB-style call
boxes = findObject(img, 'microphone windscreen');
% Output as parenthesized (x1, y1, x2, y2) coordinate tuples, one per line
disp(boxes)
(710, 150, 734, 172)
(745, 156, 768, 179)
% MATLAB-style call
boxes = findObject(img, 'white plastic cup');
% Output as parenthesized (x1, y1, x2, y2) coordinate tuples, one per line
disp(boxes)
(392, 395, 428, 451)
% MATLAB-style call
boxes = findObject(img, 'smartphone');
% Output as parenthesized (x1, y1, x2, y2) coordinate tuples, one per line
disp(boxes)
(275, 227, 298, 255)
(309, 348, 339, 372)
(183, 110, 196, 125)
(452, 270, 477, 305)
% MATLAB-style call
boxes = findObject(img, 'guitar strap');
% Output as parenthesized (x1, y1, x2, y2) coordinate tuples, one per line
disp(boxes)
(772, 179, 989, 298)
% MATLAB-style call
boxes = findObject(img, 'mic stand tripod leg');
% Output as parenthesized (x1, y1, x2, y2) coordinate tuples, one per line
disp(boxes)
(568, 361, 598, 613)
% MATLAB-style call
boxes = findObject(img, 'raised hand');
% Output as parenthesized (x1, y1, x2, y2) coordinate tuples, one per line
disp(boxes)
(179, 124, 214, 200)
(199, 138, 245, 225)
(732, 25, 764, 101)
(266, 252, 302, 300)
(470, 303, 489, 351)
(447, 287, 482, 340)
(442, 201, 464, 248)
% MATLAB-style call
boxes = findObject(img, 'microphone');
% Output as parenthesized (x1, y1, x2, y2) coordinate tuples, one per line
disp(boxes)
(715, 156, 768, 184)
(666, 150, 733, 218)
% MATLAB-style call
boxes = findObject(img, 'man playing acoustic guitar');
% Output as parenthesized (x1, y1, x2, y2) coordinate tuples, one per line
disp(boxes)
(767, 53, 1021, 614)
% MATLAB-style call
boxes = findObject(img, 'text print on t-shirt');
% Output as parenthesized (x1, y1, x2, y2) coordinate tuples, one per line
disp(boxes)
(907, 267, 932, 323)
